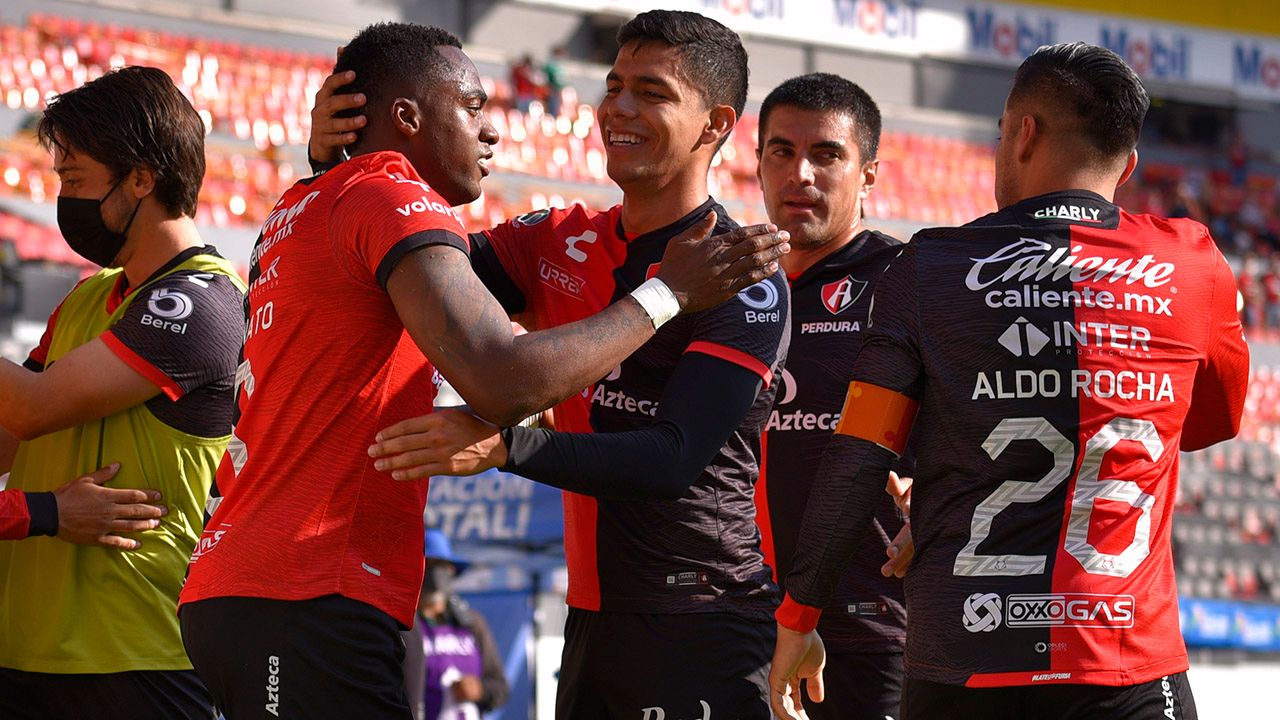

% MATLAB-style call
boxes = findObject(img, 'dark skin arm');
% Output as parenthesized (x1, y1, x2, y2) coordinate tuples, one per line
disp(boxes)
(387, 216, 787, 427)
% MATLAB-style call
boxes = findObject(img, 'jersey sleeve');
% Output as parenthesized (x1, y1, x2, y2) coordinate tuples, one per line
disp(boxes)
(0, 488, 30, 539)
(100, 271, 245, 402)
(851, 242, 924, 397)
(0, 488, 56, 539)
(470, 227, 529, 316)
(1181, 244, 1249, 451)
(685, 273, 790, 387)
(328, 169, 470, 289)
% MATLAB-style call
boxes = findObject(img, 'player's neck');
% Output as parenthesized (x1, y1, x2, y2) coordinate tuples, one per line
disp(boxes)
(783, 221, 864, 279)
(1018, 164, 1119, 205)
(618, 174, 711, 237)
(119, 216, 203, 287)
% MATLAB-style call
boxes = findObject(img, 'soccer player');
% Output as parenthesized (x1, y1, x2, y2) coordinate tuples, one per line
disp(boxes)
(753, 73, 908, 720)
(0, 465, 166, 546)
(348, 11, 789, 719)
(770, 42, 1248, 720)
(178, 22, 786, 719)
(0, 66, 246, 719)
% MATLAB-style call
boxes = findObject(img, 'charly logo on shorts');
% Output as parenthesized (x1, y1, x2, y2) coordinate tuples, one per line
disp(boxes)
(963, 592, 1002, 632)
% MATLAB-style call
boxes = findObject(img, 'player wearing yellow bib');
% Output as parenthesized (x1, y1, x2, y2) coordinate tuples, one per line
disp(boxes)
(0, 67, 244, 719)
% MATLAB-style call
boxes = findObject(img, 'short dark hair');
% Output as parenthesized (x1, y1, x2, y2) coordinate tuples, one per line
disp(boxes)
(38, 66, 205, 218)
(759, 73, 882, 162)
(1009, 42, 1149, 160)
(616, 10, 748, 117)
(333, 22, 464, 115)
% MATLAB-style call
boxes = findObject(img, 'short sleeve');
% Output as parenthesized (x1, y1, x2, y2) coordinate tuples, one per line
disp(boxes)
(328, 167, 469, 289)
(853, 241, 924, 398)
(101, 271, 245, 401)
(685, 272, 790, 387)
(1181, 241, 1249, 450)
(470, 225, 529, 315)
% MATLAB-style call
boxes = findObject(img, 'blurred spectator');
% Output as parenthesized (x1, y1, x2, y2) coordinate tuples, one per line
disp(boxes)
(543, 46, 567, 117)
(1240, 254, 1264, 328)
(404, 530, 509, 720)
(511, 55, 539, 114)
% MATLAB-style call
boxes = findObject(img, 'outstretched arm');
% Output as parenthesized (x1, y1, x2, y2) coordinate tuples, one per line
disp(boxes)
(388, 217, 787, 427)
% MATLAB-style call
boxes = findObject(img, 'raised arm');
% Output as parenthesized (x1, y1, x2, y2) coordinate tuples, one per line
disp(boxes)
(388, 214, 787, 427)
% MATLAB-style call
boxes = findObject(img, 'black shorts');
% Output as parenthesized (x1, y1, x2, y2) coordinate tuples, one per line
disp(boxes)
(556, 608, 774, 720)
(0, 666, 213, 720)
(180, 594, 411, 720)
(901, 672, 1198, 720)
(801, 651, 904, 720)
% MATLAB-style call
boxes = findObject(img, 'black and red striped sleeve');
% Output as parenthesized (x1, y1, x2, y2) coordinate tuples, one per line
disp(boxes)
(101, 272, 244, 401)
(685, 272, 790, 387)
(1181, 243, 1250, 451)
(469, 219, 535, 316)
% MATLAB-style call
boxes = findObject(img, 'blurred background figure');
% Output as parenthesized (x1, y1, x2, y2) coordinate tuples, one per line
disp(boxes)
(405, 530, 510, 720)
(542, 46, 567, 117)
(510, 54, 539, 114)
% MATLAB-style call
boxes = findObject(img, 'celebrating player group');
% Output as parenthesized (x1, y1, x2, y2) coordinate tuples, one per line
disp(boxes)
(0, 5, 1247, 720)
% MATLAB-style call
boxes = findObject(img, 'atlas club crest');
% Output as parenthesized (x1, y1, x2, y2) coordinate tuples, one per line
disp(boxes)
(820, 275, 868, 315)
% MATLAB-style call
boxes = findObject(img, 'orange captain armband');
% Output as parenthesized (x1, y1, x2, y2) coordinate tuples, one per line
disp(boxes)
(833, 381, 919, 456)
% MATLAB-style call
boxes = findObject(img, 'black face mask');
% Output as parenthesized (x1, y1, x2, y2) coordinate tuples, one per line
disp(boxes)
(56, 176, 143, 267)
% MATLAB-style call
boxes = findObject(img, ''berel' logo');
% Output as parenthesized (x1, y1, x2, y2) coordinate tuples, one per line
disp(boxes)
(821, 275, 867, 315)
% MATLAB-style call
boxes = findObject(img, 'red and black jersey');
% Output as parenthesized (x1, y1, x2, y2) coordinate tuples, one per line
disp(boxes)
(756, 229, 908, 653)
(783, 190, 1248, 687)
(472, 198, 789, 619)
(180, 152, 468, 627)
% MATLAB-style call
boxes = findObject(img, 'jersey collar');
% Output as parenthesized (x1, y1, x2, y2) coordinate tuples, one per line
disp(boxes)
(615, 197, 720, 245)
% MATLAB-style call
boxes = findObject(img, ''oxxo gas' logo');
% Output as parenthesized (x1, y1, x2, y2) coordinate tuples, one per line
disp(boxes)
(1006, 594, 1135, 628)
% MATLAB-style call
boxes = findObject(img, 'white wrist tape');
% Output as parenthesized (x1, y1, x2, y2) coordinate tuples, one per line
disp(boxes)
(629, 277, 681, 329)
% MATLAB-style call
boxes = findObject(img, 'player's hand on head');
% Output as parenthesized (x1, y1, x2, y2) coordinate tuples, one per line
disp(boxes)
(52, 462, 167, 550)
(769, 626, 825, 720)
(368, 409, 508, 480)
(308, 65, 366, 164)
(655, 213, 790, 313)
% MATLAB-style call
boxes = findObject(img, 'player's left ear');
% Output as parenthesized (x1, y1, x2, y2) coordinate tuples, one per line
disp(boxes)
(390, 97, 423, 137)
(124, 165, 156, 201)
(1015, 113, 1038, 163)
(701, 105, 737, 149)
(859, 158, 880, 200)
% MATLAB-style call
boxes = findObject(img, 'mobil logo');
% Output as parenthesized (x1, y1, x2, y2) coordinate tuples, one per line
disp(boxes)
(1099, 25, 1189, 80)
(1234, 43, 1280, 93)
(699, 0, 784, 21)
(966, 6, 1055, 60)
(834, 0, 921, 40)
